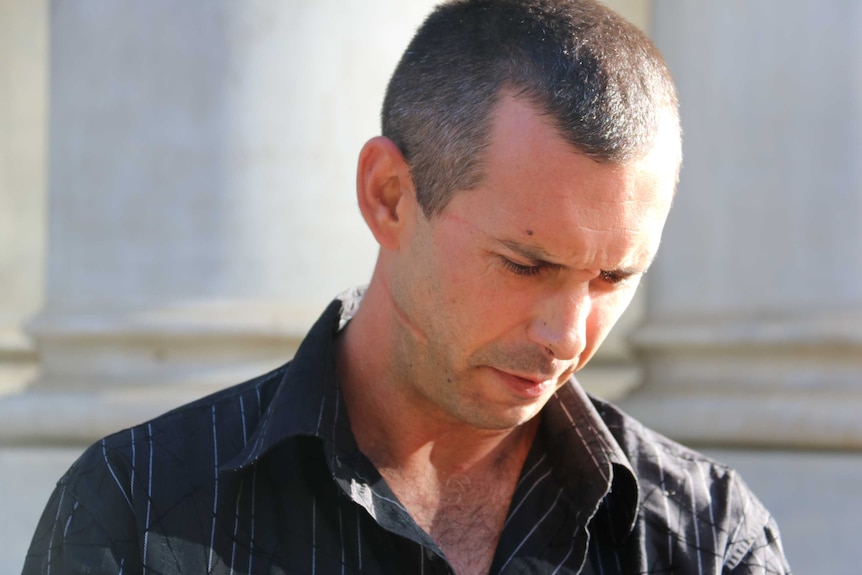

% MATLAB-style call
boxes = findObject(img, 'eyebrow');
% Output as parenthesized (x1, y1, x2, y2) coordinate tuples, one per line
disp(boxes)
(498, 238, 653, 277)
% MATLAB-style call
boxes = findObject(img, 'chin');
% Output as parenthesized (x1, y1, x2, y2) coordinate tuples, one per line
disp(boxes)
(459, 403, 545, 432)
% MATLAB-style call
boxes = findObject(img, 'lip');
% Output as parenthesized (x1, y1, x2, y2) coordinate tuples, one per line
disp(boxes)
(489, 367, 554, 399)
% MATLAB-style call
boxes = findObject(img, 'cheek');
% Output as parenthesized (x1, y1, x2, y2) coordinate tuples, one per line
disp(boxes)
(589, 286, 639, 337)
(426, 224, 536, 338)
(437, 266, 532, 345)
(430, 234, 493, 305)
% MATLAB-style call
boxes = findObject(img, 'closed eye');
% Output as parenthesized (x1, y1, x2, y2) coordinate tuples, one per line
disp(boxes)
(598, 269, 639, 286)
(500, 257, 546, 277)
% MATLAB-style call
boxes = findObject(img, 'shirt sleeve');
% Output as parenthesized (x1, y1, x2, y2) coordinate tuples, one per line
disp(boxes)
(21, 443, 142, 575)
(721, 471, 792, 574)
(724, 515, 791, 574)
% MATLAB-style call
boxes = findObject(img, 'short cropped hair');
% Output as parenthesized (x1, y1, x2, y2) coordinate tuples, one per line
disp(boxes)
(382, 0, 680, 217)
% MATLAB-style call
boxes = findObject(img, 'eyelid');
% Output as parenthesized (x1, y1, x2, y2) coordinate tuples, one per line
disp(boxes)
(498, 242, 644, 285)
(500, 248, 559, 268)
(599, 270, 625, 284)
(499, 256, 549, 277)
(598, 269, 641, 285)
(499, 241, 556, 266)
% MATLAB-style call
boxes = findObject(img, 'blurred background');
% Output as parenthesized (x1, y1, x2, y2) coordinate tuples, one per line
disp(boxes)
(2, 0, 860, 572)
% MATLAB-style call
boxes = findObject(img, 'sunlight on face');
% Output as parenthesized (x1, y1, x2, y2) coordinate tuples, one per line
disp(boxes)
(387, 95, 680, 431)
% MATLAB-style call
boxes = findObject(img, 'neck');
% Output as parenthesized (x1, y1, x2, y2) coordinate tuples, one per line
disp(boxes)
(336, 278, 539, 480)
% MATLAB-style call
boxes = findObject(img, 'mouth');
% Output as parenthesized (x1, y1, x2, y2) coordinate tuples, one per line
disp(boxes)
(488, 367, 557, 399)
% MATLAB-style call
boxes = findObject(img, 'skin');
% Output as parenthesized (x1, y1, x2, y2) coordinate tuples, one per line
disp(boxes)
(337, 93, 680, 574)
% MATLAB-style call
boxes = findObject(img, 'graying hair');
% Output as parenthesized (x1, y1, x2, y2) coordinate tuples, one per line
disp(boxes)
(382, 0, 679, 217)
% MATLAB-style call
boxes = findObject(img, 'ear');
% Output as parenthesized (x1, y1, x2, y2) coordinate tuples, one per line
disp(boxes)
(356, 136, 416, 250)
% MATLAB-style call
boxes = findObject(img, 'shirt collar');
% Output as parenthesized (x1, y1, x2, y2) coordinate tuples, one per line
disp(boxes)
(221, 292, 354, 471)
(221, 288, 641, 541)
(543, 381, 641, 542)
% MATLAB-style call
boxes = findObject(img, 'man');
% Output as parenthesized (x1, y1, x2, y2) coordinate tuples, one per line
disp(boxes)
(24, 0, 791, 573)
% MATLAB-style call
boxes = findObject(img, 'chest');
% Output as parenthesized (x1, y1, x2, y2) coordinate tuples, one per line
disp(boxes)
(393, 472, 515, 575)
(130, 445, 625, 575)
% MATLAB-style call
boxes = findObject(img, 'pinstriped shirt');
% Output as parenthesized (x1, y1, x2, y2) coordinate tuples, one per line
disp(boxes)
(24, 294, 791, 574)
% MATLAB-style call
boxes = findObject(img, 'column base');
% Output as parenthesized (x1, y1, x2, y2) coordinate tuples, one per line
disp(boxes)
(0, 386, 227, 446)
(619, 391, 862, 450)
(3, 301, 310, 446)
(25, 301, 310, 391)
(0, 327, 38, 396)
(627, 313, 862, 450)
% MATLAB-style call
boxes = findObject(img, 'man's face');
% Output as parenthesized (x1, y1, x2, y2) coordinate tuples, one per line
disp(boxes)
(386, 95, 679, 432)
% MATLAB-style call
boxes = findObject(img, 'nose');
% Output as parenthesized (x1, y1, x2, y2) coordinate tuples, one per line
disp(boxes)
(527, 283, 591, 362)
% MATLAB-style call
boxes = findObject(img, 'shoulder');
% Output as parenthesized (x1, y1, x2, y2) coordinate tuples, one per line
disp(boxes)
(63, 363, 288, 513)
(24, 365, 294, 573)
(591, 396, 788, 571)
(106, 363, 285, 469)
(592, 396, 733, 479)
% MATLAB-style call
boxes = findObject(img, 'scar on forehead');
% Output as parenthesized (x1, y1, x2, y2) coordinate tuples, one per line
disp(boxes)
(526, 229, 534, 236)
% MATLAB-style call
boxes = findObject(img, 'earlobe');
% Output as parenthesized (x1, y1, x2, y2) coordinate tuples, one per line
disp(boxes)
(356, 136, 415, 250)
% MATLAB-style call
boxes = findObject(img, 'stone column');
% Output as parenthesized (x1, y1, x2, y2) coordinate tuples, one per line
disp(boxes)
(0, 0, 47, 396)
(622, 2, 862, 449)
(0, 0, 438, 445)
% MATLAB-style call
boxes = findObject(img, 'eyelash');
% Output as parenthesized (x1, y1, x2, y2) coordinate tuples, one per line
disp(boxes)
(599, 270, 627, 285)
(500, 257, 633, 285)
(500, 257, 545, 277)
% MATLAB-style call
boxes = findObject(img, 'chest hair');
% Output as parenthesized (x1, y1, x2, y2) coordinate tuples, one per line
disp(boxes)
(384, 467, 520, 575)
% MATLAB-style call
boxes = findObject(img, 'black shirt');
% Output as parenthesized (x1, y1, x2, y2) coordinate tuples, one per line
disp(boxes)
(24, 294, 791, 574)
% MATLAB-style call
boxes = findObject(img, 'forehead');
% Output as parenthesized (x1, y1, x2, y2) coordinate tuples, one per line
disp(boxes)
(442, 95, 679, 269)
